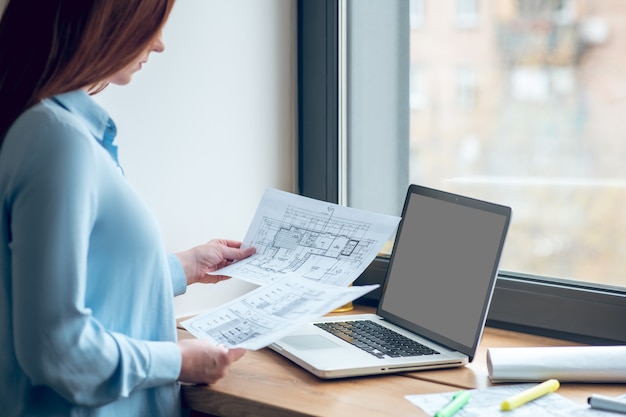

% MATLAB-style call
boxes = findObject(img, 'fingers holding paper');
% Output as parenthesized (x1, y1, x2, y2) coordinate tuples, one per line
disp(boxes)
(176, 239, 256, 286)
(177, 339, 247, 385)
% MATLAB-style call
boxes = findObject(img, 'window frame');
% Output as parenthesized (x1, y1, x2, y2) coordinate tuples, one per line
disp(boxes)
(297, 0, 339, 204)
(297, 0, 626, 345)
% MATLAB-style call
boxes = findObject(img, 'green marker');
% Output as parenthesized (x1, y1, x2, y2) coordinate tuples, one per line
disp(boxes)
(434, 390, 471, 417)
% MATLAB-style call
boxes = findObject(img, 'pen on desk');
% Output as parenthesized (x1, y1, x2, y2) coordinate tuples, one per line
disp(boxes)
(588, 394, 626, 414)
(500, 379, 560, 411)
(434, 390, 471, 417)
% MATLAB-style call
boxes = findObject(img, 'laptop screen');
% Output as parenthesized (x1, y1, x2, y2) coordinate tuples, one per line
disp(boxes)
(377, 184, 511, 360)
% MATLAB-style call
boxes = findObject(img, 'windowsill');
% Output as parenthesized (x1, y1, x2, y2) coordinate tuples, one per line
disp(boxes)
(355, 257, 626, 345)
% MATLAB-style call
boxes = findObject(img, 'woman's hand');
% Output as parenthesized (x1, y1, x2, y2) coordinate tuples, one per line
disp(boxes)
(177, 339, 246, 385)
(175, 239, 256, 286)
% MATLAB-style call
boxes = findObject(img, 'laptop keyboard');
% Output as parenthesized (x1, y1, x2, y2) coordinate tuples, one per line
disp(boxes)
(315, 320, 440, 359)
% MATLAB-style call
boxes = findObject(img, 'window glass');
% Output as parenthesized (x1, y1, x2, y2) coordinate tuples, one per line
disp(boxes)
(408, 0, 625, 286)
(410, 0, 425, 29)
(456, 0, 479, 28)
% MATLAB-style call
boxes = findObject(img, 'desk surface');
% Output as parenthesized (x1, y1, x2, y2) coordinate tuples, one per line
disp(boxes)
(178, 306, 626, 417)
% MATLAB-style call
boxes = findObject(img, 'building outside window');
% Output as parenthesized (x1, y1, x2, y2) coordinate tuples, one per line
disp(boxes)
(408, 0, 624, 288)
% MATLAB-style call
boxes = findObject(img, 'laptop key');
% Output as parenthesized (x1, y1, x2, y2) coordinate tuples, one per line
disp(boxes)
(315, 320, 440, 359)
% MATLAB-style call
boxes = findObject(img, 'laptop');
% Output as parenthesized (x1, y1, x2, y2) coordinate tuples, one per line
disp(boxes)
(269, 184, 511, 379)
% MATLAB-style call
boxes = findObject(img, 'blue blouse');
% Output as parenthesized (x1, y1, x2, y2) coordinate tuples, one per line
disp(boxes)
(0, 90, 187, 416)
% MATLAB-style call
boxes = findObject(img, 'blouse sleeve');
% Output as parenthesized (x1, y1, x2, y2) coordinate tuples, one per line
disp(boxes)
(168, 253, 188, 296)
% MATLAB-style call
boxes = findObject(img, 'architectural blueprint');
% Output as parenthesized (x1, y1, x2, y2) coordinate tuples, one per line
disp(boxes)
(181, 274, 378, 350)
(211, 188, 401, 286)
(184, 189, 397, 350)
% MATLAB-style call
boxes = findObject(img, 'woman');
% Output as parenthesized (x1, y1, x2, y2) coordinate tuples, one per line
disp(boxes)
(0, 1, 254, 415)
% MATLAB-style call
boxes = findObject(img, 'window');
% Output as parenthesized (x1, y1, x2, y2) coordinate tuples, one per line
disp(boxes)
(456, 0, 479, 28)
(409, 0, 626, 287)
(410, 0, 425, 29)
(298, 0, 626, 344)
(410, 66, 428, 110)
(455, 66, 477, 109)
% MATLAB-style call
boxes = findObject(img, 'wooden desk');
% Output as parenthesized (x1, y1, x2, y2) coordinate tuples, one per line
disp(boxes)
(405, 326, 626, 405)
(178, 306, 626, 416)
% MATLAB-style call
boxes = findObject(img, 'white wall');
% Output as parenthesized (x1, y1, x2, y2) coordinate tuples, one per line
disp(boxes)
(94, 0, 296, 317)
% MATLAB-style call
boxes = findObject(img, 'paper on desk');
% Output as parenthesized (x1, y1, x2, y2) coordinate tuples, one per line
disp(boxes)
(181, 274, 378, 350)
(406, 385, 609, 416)
(209, 188, 401, 287)
(487, 346, 626, 383)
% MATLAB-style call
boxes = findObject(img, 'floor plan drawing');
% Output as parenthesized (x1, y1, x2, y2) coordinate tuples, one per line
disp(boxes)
(244, 206, 377, 284)
(211, 188, 401, 286)
(184, 189, 398, 349)
(182, 275, 378, 350)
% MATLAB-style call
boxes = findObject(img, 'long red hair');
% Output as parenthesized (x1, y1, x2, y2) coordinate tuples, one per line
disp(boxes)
(0, 0, 176, 142)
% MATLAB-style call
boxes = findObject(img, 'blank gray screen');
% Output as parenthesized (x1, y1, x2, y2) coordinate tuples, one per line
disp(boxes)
(379, 191, 507, 349)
